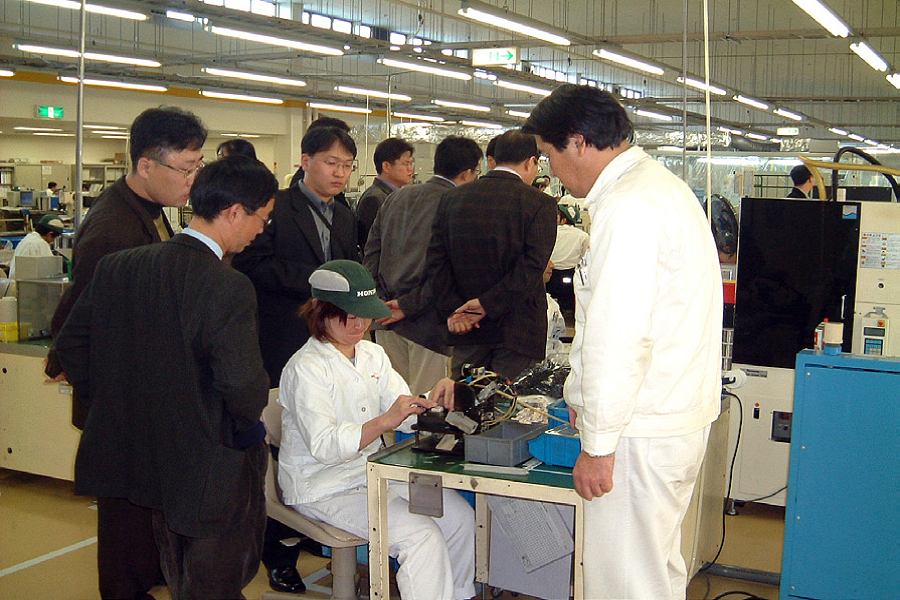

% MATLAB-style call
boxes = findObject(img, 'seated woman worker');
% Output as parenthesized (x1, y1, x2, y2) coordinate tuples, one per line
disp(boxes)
(277, 259, 476, 600)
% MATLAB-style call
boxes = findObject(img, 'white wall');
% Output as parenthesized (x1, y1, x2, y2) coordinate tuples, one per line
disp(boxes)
(0, 78, 482, 192)
(0, 136, 130, 165)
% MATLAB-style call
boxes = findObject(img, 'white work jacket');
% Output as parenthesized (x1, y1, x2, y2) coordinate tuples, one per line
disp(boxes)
(564, 146, 723, 456)
(550, 224, 589, 270)
(278, 337, 412, 505)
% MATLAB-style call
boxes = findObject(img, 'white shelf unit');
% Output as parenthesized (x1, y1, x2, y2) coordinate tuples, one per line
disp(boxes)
(77, 164, 127, 193)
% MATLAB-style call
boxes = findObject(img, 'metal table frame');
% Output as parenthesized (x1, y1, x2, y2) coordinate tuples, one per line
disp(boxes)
(366, 438, 584, 600)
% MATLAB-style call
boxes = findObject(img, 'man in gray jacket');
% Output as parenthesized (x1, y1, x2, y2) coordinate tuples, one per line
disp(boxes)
(363, 136, 482, 395)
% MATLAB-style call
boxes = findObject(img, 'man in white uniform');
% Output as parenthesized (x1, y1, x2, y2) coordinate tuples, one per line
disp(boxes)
(524, 84, 722, 600)
(8, 214, 64, 280)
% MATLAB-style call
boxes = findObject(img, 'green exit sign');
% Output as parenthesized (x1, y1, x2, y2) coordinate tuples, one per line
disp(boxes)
(472, 47, 519, 66)
(36, 105, 65, 119)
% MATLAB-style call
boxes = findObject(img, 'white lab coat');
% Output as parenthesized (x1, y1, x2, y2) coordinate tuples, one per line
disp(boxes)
(278, 336, 476, 600)
(549, 224, 589, 270)
(565, 145, 723, 600)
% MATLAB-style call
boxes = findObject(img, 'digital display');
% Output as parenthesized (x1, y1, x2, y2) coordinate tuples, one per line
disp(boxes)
(863, 327, 885, 337)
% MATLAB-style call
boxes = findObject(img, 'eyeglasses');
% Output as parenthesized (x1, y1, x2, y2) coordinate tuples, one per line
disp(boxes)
(314, 157, 356, 173)
(244, 208, 272, 227)
(152, 158, 205, 179)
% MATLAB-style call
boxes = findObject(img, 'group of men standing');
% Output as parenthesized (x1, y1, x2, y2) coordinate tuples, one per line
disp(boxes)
(44, 83, 722, 600)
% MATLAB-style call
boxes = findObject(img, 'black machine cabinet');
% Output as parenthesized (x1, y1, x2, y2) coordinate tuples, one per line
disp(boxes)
(733, 198, 860, 369)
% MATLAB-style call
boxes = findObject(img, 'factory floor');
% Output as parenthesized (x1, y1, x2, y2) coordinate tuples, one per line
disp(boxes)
(1, 467, 781, 600)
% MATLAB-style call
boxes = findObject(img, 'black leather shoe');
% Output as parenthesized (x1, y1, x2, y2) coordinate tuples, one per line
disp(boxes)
(267, 566, 306, 594)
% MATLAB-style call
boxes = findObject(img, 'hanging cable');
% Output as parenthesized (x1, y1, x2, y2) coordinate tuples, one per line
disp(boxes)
(702, 0, 713, 224)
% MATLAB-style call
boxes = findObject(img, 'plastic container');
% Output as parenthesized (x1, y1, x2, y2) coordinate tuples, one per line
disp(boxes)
(464, 421, 547, 467)
(528, 425, 581, 468)
(547, 399, 569, 423)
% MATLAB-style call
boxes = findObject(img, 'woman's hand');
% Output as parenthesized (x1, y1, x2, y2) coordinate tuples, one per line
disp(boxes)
(428, 378, 456, 411)
(382, 394, 436, 430)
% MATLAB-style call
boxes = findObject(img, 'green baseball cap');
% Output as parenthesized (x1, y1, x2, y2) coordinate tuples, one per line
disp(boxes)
(38, 214, 65, 234)
(309, 260, 391, 319)
(558, 204, 580, 225)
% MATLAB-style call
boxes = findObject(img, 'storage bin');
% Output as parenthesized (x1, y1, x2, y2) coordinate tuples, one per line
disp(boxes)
(528, 425, 581, 468)
(464, 421, 547, 467)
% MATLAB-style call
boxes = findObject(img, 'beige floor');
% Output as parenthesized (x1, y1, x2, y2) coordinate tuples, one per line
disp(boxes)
(0, 468, 781, 600)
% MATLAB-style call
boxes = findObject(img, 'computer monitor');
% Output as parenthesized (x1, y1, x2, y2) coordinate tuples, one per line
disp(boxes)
(19, 191, 34, 207)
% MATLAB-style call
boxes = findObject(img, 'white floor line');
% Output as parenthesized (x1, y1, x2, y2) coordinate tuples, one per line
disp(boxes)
(303, 567, 333, 594)
(0, 536, 98, 578)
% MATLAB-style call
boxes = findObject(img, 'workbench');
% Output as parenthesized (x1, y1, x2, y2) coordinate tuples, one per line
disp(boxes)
(0, 340, 80, 481)
(366, 439, 585, 599)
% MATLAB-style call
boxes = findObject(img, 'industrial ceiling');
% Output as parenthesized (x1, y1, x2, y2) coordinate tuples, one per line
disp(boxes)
(0, 0, 897, 150)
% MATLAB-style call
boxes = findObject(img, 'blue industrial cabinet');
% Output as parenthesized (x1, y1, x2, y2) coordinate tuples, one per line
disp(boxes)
(781, 351, 900, 600)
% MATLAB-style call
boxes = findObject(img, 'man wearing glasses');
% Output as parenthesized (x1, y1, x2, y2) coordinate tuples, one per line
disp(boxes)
(234, 126, 359, 390)
(46, 105, 207, 600)
(356, 137, 415, 250)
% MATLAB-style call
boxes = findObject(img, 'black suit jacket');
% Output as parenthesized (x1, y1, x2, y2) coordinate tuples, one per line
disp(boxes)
(787, 187, 808, 198)
(56, 235, 268, 538)
(356, 178, 394, 250)
(232, 187, 358, 385)
(416, 170, 557, 359)
(47, 177, 173, 428)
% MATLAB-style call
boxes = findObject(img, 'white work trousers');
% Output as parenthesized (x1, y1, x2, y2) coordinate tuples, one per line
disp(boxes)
(293, 483, 476, 600)
(375, 330, 450, 397)
(583, 426, 711, 600)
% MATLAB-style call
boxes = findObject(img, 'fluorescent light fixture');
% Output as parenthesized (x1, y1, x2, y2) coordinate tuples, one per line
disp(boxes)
(335, 86, 411, 101)
(790, 0, 850, 38)
(887, 73, 900, 89)
(84, 125, 126, 130)
(864, 139, 878, 146)
(460, 120, 503, 129)
(100, 135, 130, 139)
(771, 138, 782, 143)
(58, 76, 167, 92)
(635, 109, 673, 121)
(15, 43, 161, 67)
(828, 127, 848, 136)
(847, 133, 865, 141)
(15, 126, 63, 131)
(24, 0, 147, 21)
(495, 80, 551, 96)
(308, 102, 372, 114)
(717, 126, 743, 136)
(15, 43, 79, 58)
(850, 41, 888, 72)
(209, 26, 343, 57)
(594, 49, 664, 76)
(734, 95, 769, 110)
(199, 90, 283, 104)
(433, 99, 491, 112)
(457, 5, 570, 46)
(0, 69, 14, 77)
(392, 112, 445, 122)
(83, 52, 159, 68)
(33, 132, 74, 136)
(773, 108, 803, 121)
(676, 76, 727, 96)
(379, 57, 472, 81)
(202, 67, 306, 87)
(507, 110, 531, 119)
(221, 133, 261, 138)
(166, 10, 195, 22)
(745, 133, 769, 141)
